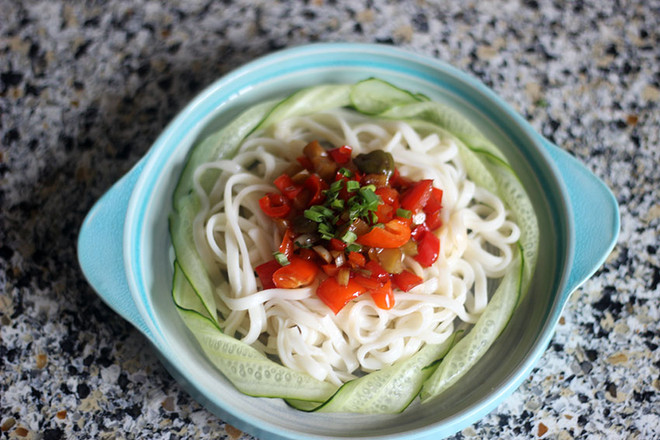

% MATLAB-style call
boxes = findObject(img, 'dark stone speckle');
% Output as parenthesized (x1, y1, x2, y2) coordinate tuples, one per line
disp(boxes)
(77, 383, 90, 399)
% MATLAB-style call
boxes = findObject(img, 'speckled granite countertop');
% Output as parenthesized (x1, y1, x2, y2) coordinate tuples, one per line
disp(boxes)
(1, 0, 658, 439)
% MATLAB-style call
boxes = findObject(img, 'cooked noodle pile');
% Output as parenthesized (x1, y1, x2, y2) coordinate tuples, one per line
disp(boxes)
(190, 109, 520, 386)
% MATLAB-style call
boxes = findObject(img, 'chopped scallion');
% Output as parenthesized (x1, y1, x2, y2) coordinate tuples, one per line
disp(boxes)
(346, 180, 360, 192)
(338, 167, 353, 177)
(346, 243, 362, 252)
(273, 252, 290, 266)
(330, 199, 345, 210)
(304, 209, 324, 222)
(341, 230, 358, 244)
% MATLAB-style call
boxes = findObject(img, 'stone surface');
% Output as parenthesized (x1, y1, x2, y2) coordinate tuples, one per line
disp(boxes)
(1, 0, 658, 439)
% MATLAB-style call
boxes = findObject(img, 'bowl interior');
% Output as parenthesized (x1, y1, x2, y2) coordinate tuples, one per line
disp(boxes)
(125, 45, 570, 439)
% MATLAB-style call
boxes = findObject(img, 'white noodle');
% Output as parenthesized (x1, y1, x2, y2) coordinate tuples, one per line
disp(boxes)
(191, 109, 520, 386)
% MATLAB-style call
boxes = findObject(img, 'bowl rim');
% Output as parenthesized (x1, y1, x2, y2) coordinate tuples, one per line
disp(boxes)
(122, 42, 575, 439)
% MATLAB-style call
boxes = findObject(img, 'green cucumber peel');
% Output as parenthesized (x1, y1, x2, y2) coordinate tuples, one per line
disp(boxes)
(169, 78, 539, 412)
(254, 83, 352, 132)
(174, 267, 337, 402)
(170, 198, 218, 322)
(305, 332, 459, 414)
(420, 246, 524, 401)
(349, 78, 426, 114)
(173, 100, 278, 209)
(172, 261, 213, 321)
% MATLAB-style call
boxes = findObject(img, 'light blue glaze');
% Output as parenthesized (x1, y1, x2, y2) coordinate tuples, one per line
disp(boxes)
(77, 43, 619, 440)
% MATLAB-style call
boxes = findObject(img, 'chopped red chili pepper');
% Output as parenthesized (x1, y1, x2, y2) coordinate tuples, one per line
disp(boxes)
(279, 228, 295, 258)
(353, 274, 383, 290)
(348, 251, 366, 268)
(369, 279, 394, 310)
(298, 248, 318, 262)
(274, 174, 304, 200)
(254, 259, 282, 290)
(321, 263, 340, 277)
(414, 230, 440, 267)
(329, 238, 347, 251)
(272, 257, 319, 289)
(424, 187, 444, 231)
(364, 260, 389, 283)
(304, 174, 328, 206)
(316, 277, 366, 314)
(374, 203, 395, 223)
(357, 218, 411, 248)
(375, 186, 400, 206)
(411, 223, 430, 241)
(328, 145, 353, 164)
(296, 156, 314, 171)
(259, 193, 291, 218)
(400, 179, 434, 212)
(392, 270, 423, 292)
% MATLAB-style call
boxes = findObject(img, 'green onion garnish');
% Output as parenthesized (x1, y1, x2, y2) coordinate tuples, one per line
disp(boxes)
(346, 180, 360, 192)
(304, 209, 324, 222)
(396, 208, 412, 218)
(330, 199, 345, 210)
(341, 230, 358, 244)
(273, 252, 290, 266)
(346, 243, 362, 252)
(338, 167, 353, 177)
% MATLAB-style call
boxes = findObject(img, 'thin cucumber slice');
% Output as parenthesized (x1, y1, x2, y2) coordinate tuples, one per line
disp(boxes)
(170, 198, 218, 322)
(173, 100, 277, 209)
(308, 332, 459, 414)
(175, 276, 337, 402)
(172, 261, 212, 320)
(350, 78, 425, 115)
(420, 247, 523, 401)
(254, 84, 352, 132)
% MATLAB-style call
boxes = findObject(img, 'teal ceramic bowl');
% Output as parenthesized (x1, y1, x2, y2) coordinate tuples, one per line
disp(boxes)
(78, 43, 619, 439)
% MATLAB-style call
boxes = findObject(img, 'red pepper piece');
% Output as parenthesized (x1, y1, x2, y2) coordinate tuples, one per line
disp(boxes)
(272, 257, 319, 289)
(374, 186, 400, 223)
(329, 238, 347, 251)
(364, 260, 389, 283)
(425, 211, 443, 231)
(356, 218, 411, 248)
(414, 230, 440, 267)
(348, 251, 366, 268)
(411, 223, 430, 241)
(390, 168, 412, 189)
(274, 174, 304, 200)
(424, 187, 443, 213)
(370, 279, 394, 310)
(400, 179, 434, 212)
(297, 156, 314, 171)
(375, 186, 400, 206)
(328, 145, 353, 164)
(374, 203, 395, 224)
(254, 259, 281, 289)
(424, 187, 444, 231)
(321, 263, 340, 277)
(316, 277, 366, 314)
(259, 193, 291, 218)
(392, 270, 423, 292)
(279, 228, 295, 258)
(304, 174, 328, 206)
(299, 248, 318, 262)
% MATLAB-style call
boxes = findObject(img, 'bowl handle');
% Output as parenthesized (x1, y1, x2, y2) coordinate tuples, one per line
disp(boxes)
(539, 137, 620, 297)
(77, 158, 154, 340)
